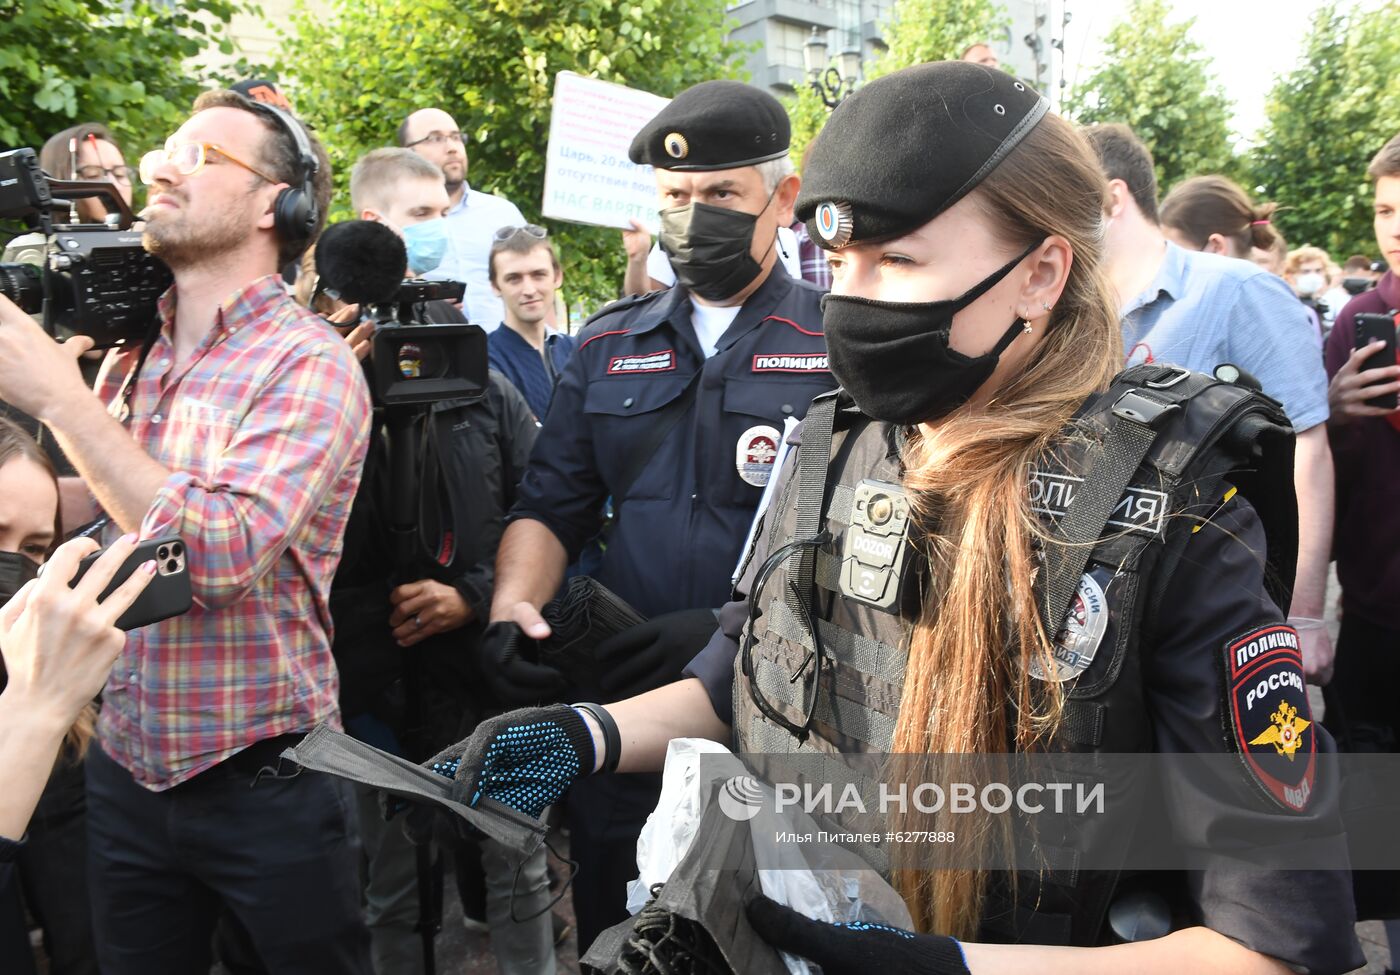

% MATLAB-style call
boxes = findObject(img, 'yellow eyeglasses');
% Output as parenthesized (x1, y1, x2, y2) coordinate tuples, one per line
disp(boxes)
(139, 141, 279, 187)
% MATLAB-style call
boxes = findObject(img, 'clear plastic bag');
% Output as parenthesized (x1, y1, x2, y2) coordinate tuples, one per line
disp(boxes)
(627, 739, 913, 975)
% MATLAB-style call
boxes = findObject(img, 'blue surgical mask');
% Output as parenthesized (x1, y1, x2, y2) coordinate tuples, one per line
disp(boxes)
(401, 218, 449, 275)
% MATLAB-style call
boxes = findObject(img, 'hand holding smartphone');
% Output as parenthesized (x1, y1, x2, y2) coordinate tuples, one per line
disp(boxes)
(69, 535, 192, 631)
(1353, 312, 1399, 410)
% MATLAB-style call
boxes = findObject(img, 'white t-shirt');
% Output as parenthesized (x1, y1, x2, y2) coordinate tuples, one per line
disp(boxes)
(689, 300, 741, 358)
(647, 226, 801, 287)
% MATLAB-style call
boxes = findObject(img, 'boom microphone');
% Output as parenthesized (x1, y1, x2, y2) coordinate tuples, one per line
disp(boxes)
(315, 219, 407, 307)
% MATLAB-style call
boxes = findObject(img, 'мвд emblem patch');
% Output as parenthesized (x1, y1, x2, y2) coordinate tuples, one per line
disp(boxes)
(1223, 623, 1316, 812)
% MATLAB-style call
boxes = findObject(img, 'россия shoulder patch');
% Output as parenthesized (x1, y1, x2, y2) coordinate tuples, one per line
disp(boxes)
(1222, 623, 1316, 812)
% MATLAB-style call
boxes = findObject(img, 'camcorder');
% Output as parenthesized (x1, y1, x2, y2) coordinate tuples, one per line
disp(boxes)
(367, 278, 488, 408)
(0, 147, 171, 347)
(314, 219, 488, 409)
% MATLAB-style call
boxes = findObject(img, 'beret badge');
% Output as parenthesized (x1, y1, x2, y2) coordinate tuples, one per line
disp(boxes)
(814, 200, 854, 247)
(664, 132, 689, 159)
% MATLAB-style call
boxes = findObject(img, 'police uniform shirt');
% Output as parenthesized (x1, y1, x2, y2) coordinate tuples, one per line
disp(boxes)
(508, 269, 833, 617)
(683, 433, 1363, 972)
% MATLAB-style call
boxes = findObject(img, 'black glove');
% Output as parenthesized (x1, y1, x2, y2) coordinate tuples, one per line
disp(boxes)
(595, 608, 718, 698)
(423, 704, 595, 820)
(745, 895, 969, 975)
(480, 621, 569, 705)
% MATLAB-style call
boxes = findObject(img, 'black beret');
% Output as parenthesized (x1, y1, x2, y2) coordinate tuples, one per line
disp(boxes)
(629, 80, 790, 172)
(796, 62, 1049, 248)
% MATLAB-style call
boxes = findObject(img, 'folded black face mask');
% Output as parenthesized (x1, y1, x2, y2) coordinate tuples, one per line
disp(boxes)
(0, 551, 40, 608)
(280, 724, 547, 857)
(821, 243, 1038, 425)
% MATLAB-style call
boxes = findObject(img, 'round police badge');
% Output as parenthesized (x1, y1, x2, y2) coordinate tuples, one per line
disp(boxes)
(664, 132, 689, 159)
(736, 425, 781, 488)
(814, 200, 854, 247)
(1031, 572, 1108, 682)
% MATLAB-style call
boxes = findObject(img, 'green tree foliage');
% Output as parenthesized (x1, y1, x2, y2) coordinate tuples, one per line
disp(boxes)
(1064, 0, 1235, 192)
(281, 0, 746, 313)
(785, 85, 831, 170)
(0, 0, 254, 158)
(785, 0, 1006, 170)
(866, 0, 1008, 81)
(1248, 3, 1400, 259)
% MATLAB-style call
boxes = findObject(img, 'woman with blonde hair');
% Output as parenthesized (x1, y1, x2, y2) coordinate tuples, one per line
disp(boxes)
(424, 63, 1361, 973)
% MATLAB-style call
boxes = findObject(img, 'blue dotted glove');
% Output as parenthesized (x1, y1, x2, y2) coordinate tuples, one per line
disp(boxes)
(424, 705, 595, 820)
(746, 895, 969, 975)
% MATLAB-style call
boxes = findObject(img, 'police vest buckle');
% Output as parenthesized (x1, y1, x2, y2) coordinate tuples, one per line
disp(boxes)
(1111, 390, 1180, 428)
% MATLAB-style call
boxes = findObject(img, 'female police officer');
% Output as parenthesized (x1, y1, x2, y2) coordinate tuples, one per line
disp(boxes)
(432, 63, 1362, 973)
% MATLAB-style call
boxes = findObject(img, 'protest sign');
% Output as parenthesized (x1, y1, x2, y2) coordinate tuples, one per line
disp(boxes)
(542, 71, 669, 232)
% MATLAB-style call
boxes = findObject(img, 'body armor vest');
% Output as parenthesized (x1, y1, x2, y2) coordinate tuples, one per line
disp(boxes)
(732, 363, 1297, 945)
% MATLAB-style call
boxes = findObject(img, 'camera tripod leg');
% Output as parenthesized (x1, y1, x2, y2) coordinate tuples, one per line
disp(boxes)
(414, 838, 443, 975)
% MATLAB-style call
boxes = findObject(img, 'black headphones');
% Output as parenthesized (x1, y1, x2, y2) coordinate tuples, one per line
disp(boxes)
(243, 100, 319, 244)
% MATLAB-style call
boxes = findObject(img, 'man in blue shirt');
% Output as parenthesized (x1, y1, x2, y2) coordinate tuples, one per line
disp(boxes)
(1086, 123, 1336, 684)
(486, 227, 576, 421)
(399, 108, 526, 330)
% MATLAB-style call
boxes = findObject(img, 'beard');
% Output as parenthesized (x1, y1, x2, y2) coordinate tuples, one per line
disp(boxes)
(441, 158, 466, 190)
(141, 196, 254, 270)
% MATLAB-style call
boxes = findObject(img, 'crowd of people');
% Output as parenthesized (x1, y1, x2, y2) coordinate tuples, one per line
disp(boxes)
(0, 51, 1397, 975)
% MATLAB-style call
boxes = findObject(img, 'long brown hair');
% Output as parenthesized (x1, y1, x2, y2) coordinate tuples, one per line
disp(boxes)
(887, 111, 1123, 938)
(1160, 174, 1279, 256)
(0, 418, 94, 759)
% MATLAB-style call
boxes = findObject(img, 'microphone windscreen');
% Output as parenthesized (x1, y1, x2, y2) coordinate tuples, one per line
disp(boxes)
(315, 220, 407, 307)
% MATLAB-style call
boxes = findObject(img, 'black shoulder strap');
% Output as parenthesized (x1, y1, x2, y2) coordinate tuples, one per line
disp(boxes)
(789, 393, 839, 595)
(417, 409, 458, 567)
(610, 369, 703, 507)
(1041, 363, 1298, 638)
(1038, 366, 1206, 635)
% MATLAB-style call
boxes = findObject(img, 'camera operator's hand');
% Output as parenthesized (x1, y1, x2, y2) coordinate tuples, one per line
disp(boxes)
(0, 295, 94, 421)
(595, 608, 718, 699)
(326, 304, 373, 362)
(480, 620, 568, 705)
(389, 579, 473, 648)
(0, 534, 154, 730)
(423, 704, 596, 819)
(1328, 340, 1400, 425)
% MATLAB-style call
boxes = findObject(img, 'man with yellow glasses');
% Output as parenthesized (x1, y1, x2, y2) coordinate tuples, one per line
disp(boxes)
(0, 90, 374, 973)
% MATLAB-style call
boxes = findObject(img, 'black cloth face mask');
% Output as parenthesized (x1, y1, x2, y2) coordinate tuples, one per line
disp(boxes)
(658, 192, 776, 301)
(0, 551, 40, 608)
(821, 243, 1039, 425)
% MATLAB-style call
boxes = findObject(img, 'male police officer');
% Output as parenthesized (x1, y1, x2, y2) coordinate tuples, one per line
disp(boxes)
(483, 80, 835, 948)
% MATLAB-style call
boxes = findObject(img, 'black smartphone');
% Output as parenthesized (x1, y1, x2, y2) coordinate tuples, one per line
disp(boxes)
(1354, 312, 1399, 410)
(70, 535, 193, 631)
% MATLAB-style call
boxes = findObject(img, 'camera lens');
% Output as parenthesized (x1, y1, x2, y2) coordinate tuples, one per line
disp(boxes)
(165, 559, 179, 575)
(0, 263, 43, 314)
(170, 542, 183, 558)
(158, 545, 170, 560)
(868, 494, 893, 526)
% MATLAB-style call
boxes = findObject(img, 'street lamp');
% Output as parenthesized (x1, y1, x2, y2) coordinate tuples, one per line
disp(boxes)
(804, 27, 859, 109)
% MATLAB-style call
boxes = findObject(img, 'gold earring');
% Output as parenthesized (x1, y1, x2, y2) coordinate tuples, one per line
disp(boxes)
(1022, 319, 1033, 335)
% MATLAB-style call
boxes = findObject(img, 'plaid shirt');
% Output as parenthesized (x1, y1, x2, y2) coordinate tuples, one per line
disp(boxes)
(792, 221, 832, 290)
(93, 275, 371, 790)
